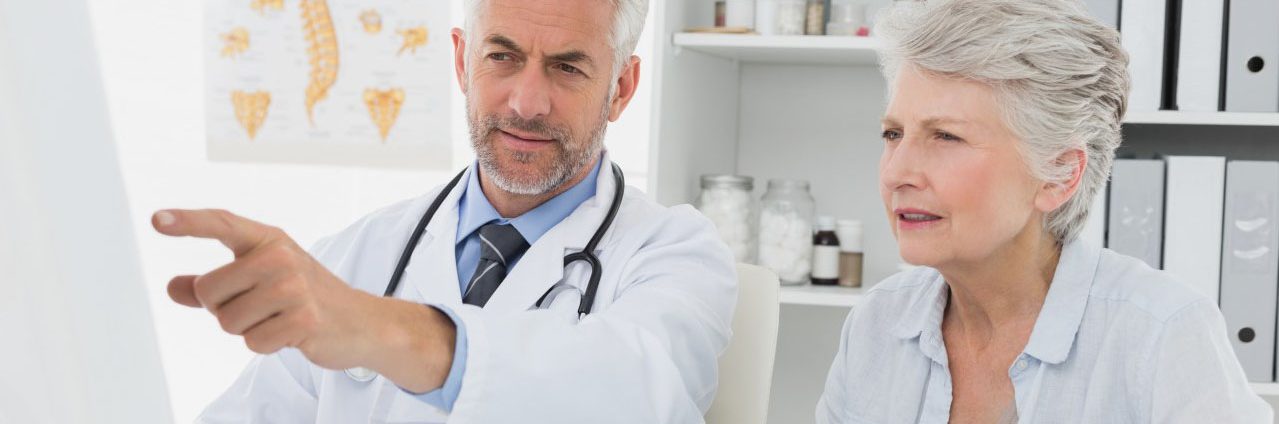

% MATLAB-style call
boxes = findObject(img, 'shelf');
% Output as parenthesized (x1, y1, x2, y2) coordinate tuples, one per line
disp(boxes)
(779, 284, 865, 307)
(1253, 383, 1279, 397)
(672, 33, 881, 66)
(1123, 111, 1279, 127)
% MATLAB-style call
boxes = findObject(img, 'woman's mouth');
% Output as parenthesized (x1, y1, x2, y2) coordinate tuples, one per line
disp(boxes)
(895, 208, 943, 230)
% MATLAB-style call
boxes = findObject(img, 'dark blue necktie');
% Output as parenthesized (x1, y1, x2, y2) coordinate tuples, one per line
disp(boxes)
(462, 223, 530, 307)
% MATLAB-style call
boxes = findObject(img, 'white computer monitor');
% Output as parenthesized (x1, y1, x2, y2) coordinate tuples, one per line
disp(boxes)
(0, 0, 172, 422)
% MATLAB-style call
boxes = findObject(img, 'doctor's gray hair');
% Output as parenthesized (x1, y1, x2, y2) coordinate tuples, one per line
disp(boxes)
(463, 0, 649, 91)
(875, 0, 1130, 243)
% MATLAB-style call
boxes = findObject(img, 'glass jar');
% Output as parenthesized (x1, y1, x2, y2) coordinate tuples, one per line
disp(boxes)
(757, 179, 816, 285)
(696, 175, 758, 264)
(827, 0, 868, 37)
(755, 0, 807, 36)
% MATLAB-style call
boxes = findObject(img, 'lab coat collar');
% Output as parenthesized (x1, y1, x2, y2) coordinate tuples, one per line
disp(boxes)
(454, 155, 604, 247)
(1021, 238, 1100, 365)
(407, 152, 620, 310)
(888, 239, 1100, 366)
(397, 167, 469, 305)
(481, 152, 619, 311)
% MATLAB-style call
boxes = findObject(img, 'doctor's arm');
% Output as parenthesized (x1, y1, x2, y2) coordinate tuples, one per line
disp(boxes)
(152, 208, 459, 395)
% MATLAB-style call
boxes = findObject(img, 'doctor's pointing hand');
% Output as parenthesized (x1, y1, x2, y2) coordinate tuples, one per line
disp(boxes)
(153, 208, 457, 393)
(155, 1, 737, 423)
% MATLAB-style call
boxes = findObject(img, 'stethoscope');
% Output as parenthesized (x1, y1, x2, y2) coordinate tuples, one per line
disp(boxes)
(348, 163, 626, 383)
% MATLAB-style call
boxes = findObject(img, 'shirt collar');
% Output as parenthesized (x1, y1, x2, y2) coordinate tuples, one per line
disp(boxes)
(889, 270, 950, 364)
(1021, 238, 1100, 364)
(455, 156, 603, 246)
(889, 238, 1101, 365)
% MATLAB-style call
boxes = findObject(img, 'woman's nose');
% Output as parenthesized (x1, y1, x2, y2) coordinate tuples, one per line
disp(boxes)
(880, 138, 926, 192)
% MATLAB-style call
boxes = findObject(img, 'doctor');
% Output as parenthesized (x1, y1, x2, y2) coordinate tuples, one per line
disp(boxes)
(153, 0, 737, 422)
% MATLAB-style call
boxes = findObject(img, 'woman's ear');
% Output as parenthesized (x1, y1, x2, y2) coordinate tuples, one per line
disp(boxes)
(1035, 148, 1087, 213)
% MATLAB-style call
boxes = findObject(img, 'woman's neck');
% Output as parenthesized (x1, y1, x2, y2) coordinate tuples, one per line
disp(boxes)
(940, 227, 1062, 343)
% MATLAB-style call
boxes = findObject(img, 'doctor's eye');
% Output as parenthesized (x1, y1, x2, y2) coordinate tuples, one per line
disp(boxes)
(555, 63, 583, 76)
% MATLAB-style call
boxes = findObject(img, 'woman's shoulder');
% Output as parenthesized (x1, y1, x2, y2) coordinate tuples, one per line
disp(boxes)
(856, 266, 945, 318)
(866, 266, 941, 294)
(1088, 247, 1215, 323)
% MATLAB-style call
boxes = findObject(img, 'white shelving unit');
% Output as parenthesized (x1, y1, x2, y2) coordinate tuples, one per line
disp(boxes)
(1254, 383, 1279, 397)
(779, 284, 865, 307)
(647, 1, 1279, 421)
(1124, 111, 1279, 127)
(672, 33, 880, 65)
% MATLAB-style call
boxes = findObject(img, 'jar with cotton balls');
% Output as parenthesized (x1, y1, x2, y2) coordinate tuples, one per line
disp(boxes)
(695, 175, 759, 264)
(757, 179, 815, 285)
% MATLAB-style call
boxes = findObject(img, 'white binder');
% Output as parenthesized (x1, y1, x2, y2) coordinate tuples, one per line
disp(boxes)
(1175, 0, 1225, 111)
(1081, 182, 1108, 247)
(1082, 0, 1120, 29)
(1219, 161, 1279, 382)
(1162, 156, 1226, 302)
(1120, 0, 1169, 112)
(1224, 0, 1279, 112)
(1107, 159, 1166, 269)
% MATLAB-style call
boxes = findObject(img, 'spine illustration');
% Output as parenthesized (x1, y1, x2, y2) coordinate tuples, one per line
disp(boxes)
(300, 0, 339, 125)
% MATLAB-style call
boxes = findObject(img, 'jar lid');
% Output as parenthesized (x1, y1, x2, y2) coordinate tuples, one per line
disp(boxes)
(836, 219, 863, 252)
(766, 178, 810, 190)
(700, 174, 754, 190)
(816, 216, 836, 230)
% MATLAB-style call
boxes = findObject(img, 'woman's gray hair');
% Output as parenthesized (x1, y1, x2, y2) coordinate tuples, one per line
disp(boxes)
(876, 0, 1130, 243)
(464, 0, 648, 83)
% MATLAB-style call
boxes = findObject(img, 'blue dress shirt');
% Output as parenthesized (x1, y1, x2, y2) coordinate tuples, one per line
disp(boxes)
(408, 157, 602, 411)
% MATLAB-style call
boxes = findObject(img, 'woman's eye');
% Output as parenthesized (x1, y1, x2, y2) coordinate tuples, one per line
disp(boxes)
(881, 129, 902, 142)
(936, 131, 962, 142)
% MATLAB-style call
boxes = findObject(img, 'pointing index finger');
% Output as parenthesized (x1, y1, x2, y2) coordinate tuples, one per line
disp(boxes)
(153, 209, 277, 257)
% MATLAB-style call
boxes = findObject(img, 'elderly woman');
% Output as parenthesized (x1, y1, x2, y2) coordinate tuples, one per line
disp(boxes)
(817, 0, 1272, 422)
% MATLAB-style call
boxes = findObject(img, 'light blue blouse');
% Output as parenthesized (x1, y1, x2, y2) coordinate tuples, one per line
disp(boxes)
(817, 239, 1272, 423)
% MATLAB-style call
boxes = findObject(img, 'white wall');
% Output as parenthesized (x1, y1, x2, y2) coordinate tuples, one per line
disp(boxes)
(0, 0, 171, 421)
(87, 0, 655, 421)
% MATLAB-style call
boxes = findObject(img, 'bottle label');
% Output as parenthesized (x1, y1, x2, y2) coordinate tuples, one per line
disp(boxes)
(812, 245, 841, 279)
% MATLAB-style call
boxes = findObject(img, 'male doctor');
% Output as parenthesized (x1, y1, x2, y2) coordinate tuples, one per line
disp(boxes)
(152, 0, 737, 422)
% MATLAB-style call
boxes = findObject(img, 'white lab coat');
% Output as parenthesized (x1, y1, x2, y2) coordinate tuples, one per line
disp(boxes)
(196, 156, 739, 423)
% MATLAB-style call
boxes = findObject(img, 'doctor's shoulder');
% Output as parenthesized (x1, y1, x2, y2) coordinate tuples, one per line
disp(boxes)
(610, 186, 731, 252)
(606, 188, 738, 289)
(304, 191, 442, 291)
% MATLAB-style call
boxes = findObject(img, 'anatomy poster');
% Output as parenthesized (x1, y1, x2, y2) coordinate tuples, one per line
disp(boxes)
(206, 0, 452, 168)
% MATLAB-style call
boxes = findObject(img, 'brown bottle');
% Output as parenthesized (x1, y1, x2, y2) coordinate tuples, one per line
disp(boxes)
(811, 216, 840, 285)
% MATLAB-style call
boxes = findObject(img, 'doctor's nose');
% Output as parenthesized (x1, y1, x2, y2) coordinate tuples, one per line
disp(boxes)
(507, 66, 552, 121)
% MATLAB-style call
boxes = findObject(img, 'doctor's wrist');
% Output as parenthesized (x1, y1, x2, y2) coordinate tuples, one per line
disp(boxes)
(366, 300, 457, 393)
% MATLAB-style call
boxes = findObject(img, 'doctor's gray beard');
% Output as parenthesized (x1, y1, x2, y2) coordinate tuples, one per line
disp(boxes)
(468, 99, 608, 196)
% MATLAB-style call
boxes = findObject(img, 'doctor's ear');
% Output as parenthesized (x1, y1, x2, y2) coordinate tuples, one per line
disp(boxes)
(451, 28, 468, 95)
(607, 55, 641, 122)
(1035, 149, 1087, 213)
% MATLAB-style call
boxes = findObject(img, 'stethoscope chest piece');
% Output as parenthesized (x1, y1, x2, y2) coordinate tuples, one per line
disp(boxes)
(345, 366, 378, 382)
